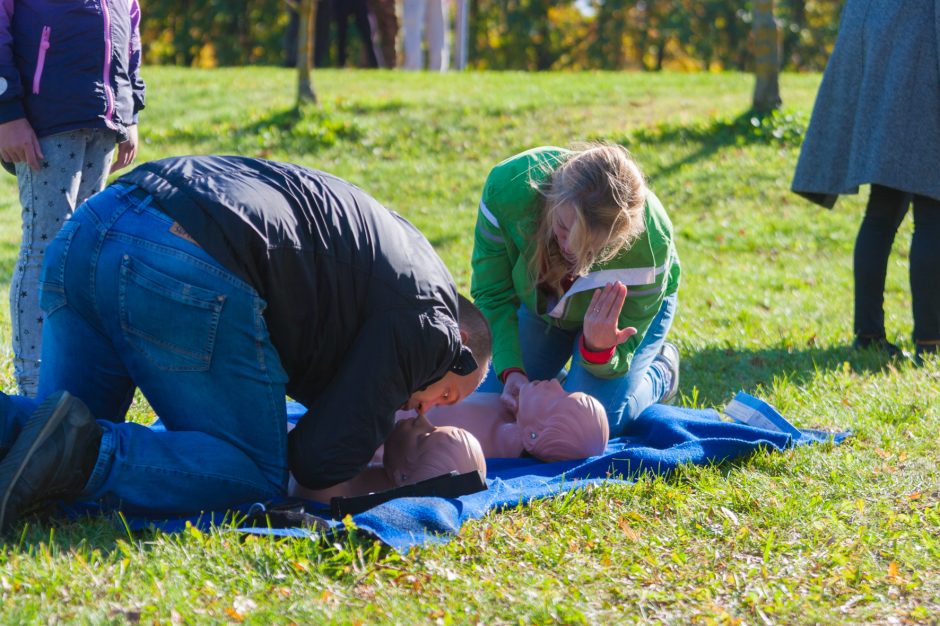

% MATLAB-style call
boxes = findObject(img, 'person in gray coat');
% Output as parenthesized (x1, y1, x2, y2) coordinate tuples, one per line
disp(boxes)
(792, 0, 940, 364)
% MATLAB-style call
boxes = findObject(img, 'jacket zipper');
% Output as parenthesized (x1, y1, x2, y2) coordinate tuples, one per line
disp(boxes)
(101, 0, 115, 125)
(32, 26, 51, 95)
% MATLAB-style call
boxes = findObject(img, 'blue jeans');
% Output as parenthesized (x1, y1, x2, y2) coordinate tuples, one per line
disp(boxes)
(478, 293, 678, 437)
(3, 183, 290, 516)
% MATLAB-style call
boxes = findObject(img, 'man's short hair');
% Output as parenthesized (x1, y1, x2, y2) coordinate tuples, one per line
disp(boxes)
(457, 293, 492, 372)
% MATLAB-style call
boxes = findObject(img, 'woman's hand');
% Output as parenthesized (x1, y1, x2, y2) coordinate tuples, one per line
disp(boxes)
(501, 370, 529, 412)
(582, 282, 637, 352)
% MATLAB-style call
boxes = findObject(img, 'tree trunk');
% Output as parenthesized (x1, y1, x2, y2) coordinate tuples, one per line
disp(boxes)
(654, 38, 666, 72)
(752, 0, 781, 112)
(297, 0, 318, 105)
(284, 7, 299, 68)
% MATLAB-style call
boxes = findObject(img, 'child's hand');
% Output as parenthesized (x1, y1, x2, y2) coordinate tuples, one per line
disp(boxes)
(0, 118, 43, 171)
(582, 282, 636, 352)
(110, 124, 138, 173)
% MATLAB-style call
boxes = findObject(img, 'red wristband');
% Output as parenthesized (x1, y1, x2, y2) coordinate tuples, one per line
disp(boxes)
(499, 368, 526, 384)
(579, 335, 615, 364)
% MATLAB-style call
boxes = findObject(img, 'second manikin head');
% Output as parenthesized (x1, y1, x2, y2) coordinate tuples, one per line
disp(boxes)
(514, 379, 609, 462)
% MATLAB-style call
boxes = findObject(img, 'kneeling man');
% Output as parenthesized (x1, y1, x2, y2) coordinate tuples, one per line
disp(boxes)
(0, 155, 491, 529)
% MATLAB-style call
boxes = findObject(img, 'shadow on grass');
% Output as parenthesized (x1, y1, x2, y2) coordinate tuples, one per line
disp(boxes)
(5, 513, 140, 554)
(681, 343, 904, 407)
(145, 105, 364, 155)
(8, 508, 394, 572)
(614, 108, 809, 181)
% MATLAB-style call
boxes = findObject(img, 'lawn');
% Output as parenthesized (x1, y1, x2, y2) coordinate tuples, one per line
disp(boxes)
(0, 67, 936, 624)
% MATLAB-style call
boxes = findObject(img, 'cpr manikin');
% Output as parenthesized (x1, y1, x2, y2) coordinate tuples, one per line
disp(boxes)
(289, 413, 486, 503)
(288, 379, 606, 502)
(424, 379, 609, 462)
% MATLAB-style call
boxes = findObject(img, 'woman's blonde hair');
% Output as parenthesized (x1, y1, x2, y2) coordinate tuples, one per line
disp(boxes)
(530, 143, 649, 294)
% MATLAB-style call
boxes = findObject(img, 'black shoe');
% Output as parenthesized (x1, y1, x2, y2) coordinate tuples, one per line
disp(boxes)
(914, 342, 938, 367)
(852, 335, 904, 358)
(0, 391, 101, 533)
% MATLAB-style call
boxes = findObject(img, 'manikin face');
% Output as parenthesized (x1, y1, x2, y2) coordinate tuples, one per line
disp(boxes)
(383, 412, 486, 486)
(382, 411, 436, 484)
(404, 369, 483, 414)
(514, 379, 609, 461)
(552, 204, 579, 265)
(516, 378, 570, 423)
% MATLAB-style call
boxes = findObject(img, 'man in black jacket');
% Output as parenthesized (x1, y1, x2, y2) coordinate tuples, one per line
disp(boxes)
(0, 156, 491, 530)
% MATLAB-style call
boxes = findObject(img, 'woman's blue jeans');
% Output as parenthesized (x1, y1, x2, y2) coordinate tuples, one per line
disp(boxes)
(6, 184, 291, 516)
(478, 293, 678, 437)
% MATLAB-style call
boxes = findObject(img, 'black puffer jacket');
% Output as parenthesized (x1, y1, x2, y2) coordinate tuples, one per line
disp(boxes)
(119, 156, 463, 489)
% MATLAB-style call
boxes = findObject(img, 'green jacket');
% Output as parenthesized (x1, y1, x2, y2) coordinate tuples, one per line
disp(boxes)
(470, 146, 681, 379)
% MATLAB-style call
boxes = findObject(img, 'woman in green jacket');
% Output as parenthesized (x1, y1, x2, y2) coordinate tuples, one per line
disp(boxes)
(472, 144, 680, 436)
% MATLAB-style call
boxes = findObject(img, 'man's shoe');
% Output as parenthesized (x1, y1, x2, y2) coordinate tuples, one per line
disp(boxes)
(852, 335, 904, 359)
(914, 342, 938, 367)
(657, 342, 680, 405)
(0, 391, 101, 533)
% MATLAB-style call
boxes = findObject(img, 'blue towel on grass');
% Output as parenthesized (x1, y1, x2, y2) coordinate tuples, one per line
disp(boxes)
(106, 394, 848, 552)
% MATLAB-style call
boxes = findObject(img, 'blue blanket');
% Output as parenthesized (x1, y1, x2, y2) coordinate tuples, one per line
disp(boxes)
(104, 394, 847, 552)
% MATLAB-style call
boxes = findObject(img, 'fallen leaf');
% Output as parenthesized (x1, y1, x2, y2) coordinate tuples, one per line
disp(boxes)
(720, 506, 739, 525)
(618, 519, 639, 541)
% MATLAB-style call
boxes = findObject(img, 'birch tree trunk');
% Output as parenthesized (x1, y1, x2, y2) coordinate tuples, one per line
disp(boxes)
(752, 0, 781, 112)
(297, 0, 317, 105)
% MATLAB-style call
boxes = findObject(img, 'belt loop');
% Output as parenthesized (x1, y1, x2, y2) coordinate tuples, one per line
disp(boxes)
(132, 194, 153, 213)
(113, 183, 153, 213)
(114, 183, 137, 199)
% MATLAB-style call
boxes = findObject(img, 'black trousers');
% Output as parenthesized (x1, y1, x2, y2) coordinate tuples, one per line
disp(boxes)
(335, 0, 379, 68)
(854, 184, 940, 343)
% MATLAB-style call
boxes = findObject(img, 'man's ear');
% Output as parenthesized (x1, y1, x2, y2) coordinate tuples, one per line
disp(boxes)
(459, 328, 470, 344)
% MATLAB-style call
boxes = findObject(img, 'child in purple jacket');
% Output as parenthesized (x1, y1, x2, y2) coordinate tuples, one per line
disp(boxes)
(0, 0, 146, 395)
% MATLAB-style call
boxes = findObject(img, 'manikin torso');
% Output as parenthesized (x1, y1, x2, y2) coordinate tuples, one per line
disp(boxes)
(419, 393, 523, 458)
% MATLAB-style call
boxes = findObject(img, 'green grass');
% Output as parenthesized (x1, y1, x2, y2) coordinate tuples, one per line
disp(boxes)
(0, 67, 937, 624)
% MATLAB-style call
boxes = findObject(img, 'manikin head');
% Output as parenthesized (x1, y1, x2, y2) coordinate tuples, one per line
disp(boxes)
(405, 294, 493, 414)
(383, 412, 487, 486)
(515, 379, 609, 462)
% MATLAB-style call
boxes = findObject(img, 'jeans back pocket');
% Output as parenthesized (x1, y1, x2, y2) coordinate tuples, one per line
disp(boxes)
(38, 219, 81, 316)
(119, 255, 225, 372)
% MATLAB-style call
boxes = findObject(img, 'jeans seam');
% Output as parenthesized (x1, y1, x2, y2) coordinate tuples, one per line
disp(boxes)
(82, 426, 117, 497)
(88, 202, 125, 322)
(252, 297, 288, 487)
(246, 297, 287, 488)
(113, 462, 280, 494)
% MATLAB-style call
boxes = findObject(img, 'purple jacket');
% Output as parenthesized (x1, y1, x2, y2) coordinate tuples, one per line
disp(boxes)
(0, 0, 145, 141)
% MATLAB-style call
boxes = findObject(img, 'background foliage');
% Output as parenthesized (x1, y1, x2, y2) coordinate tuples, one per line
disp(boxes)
(140, 0, 845, 71)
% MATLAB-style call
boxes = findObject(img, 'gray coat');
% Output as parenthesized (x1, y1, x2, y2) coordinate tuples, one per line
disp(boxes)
(791, 0, 940, 208)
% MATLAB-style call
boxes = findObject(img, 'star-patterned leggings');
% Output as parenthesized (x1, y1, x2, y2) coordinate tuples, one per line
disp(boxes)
(12, 128, 116, 396)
